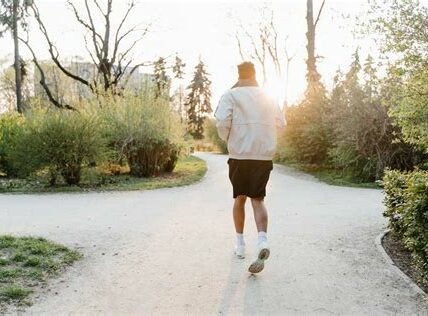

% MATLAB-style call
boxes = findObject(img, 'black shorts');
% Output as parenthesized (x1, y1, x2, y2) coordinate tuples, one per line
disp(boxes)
(227, 158, 273, 199)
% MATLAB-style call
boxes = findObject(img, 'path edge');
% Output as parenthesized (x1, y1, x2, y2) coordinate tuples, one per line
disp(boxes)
(375, 229, 427, 296)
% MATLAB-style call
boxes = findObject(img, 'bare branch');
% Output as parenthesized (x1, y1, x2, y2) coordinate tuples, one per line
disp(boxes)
(235, 32, 246, 60)
(67, 0, 103, 43)
(92, 0, 106, 16)
(84, 0, 102, 60)
(112, 24, 149, 65)
(31, 3, 94, 90)
(19, 36, 76, 110)
(111, 1, 136, 64)
(83, 33, 98, 65)
(116, 33, 147, 67)
(101, 0, 113, 60)
(314, 0, 326, 28)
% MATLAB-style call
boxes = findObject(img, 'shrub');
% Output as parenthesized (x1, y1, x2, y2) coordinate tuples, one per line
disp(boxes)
(100, 92, 184, 177)
(203, 118, 227, 154)
(280, 88, 331, 165)
(327, 67, 419, 182)
(10, 107, 107, 185)
(382, 169, 428, 277)
(0, 113, 24, 177)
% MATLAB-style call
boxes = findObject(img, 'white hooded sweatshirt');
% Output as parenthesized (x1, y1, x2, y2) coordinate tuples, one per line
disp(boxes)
(214, 86, 286, 161)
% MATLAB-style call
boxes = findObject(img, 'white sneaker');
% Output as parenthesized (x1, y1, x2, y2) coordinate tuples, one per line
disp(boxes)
(248, 241, 270, 273)
(234, 244, 245, 259)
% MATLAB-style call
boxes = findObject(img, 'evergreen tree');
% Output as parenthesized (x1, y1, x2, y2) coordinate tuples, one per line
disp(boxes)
(153, 57, 169, 99)
(172, 55, 185, 79)
(184, 60, 212, 139)
(363, 55, 378, 101)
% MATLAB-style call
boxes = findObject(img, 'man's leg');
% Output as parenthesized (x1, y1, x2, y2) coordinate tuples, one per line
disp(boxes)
(233, 195, 247, 259)
(233, 195, 247, 233)
(248, 198, 270, 273)
(250, 198, 268, 232)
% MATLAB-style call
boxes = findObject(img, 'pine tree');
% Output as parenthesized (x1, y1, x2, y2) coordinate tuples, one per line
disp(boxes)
(153, 57, 169, 99)
(184, 60, 212, 139)
(363, 55, 378, 102)
(172, 55, 185, 79)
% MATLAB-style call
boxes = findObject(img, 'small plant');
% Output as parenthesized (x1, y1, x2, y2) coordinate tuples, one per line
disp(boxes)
(0, 286, 32, 301)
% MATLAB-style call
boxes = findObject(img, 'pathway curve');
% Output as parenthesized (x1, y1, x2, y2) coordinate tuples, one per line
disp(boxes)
(1, 153, 427, 315)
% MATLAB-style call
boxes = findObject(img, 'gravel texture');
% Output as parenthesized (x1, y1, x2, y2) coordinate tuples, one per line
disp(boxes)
(0, 152, 427, 315)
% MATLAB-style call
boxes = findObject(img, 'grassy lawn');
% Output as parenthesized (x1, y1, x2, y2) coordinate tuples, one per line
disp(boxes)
(0, 235, 81, 311)
(0, 155, 207, 193)
(276, 161, 380, 189)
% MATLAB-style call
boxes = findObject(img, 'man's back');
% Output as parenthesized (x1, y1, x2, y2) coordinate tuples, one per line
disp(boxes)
(215, 86, 285, 160)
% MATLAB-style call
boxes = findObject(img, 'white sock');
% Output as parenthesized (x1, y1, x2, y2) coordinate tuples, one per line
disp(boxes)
(258, 231, 268, 244)
(236, 233, 245, 247)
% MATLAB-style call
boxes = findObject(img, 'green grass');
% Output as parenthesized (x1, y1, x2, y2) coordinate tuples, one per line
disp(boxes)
(276, 160, 380, 189)
(0, 155, 207, 194)
(0, 235, 81, 311)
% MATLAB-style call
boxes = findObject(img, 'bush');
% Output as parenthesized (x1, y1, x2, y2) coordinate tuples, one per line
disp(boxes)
(100, 92, 184, 177)
(10, 107, 107, 185)
(279, 88, 331, 165)
(203, 118, 227, 154)
(0, 113, 24, 177)
(382, 169, 428, 277)
(326, 60, 419, 182)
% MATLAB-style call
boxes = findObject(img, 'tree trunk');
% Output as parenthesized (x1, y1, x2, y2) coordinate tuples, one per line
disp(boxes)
(12, 0, 23, 113)
(306, 0, 321, 92)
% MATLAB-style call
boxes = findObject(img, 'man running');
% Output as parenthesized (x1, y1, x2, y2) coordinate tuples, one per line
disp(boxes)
(214, 61, 286, 273)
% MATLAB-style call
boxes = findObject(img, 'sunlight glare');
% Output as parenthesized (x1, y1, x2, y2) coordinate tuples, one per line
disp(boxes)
(263, 76, 286, 106)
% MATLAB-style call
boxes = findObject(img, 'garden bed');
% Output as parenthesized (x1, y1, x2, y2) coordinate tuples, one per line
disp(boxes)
(0, 156, 206, 193)
(382, 231, 428, 294)
(275, 161, 379, 189)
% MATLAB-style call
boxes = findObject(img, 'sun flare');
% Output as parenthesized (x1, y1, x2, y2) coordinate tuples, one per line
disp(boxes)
(263, 76, 286, 106)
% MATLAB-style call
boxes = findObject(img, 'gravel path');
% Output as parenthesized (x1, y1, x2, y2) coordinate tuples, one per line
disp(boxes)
(1, 153, 427, 315)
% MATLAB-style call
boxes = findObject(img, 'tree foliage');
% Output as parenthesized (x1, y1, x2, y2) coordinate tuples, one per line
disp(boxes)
(0, 0, 30, 36)
(184, 60, 212, 139)
(153, 57, 169, 99)
(368, 0, 428, 152)
(327, 52, 420, 181)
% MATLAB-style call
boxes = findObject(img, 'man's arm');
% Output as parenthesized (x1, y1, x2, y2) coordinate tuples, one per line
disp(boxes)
(214, 91, 233, 142)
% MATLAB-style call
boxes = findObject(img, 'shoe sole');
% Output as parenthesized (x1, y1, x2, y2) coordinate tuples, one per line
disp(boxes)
(248, 248, 270, 274)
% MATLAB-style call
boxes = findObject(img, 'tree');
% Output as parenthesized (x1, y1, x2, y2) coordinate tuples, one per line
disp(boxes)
(327, 52, 420, 181)
(172, 55, 185, 79)
(279, 0, 329, 165)
(171, 55, 186, 120)
(184, 60, 212, 139)
(0, 59, 31, 110)
(368, 0, 428, 152)
(234, 6, 295, 105)
(0, 0, 32, 112)
(23, 0, 150, 108)
(153, 57, 169, 99)
(305, 0, 325, 94)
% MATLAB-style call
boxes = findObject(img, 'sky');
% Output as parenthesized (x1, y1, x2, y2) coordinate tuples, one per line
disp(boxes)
(0, 0, 378, 109)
